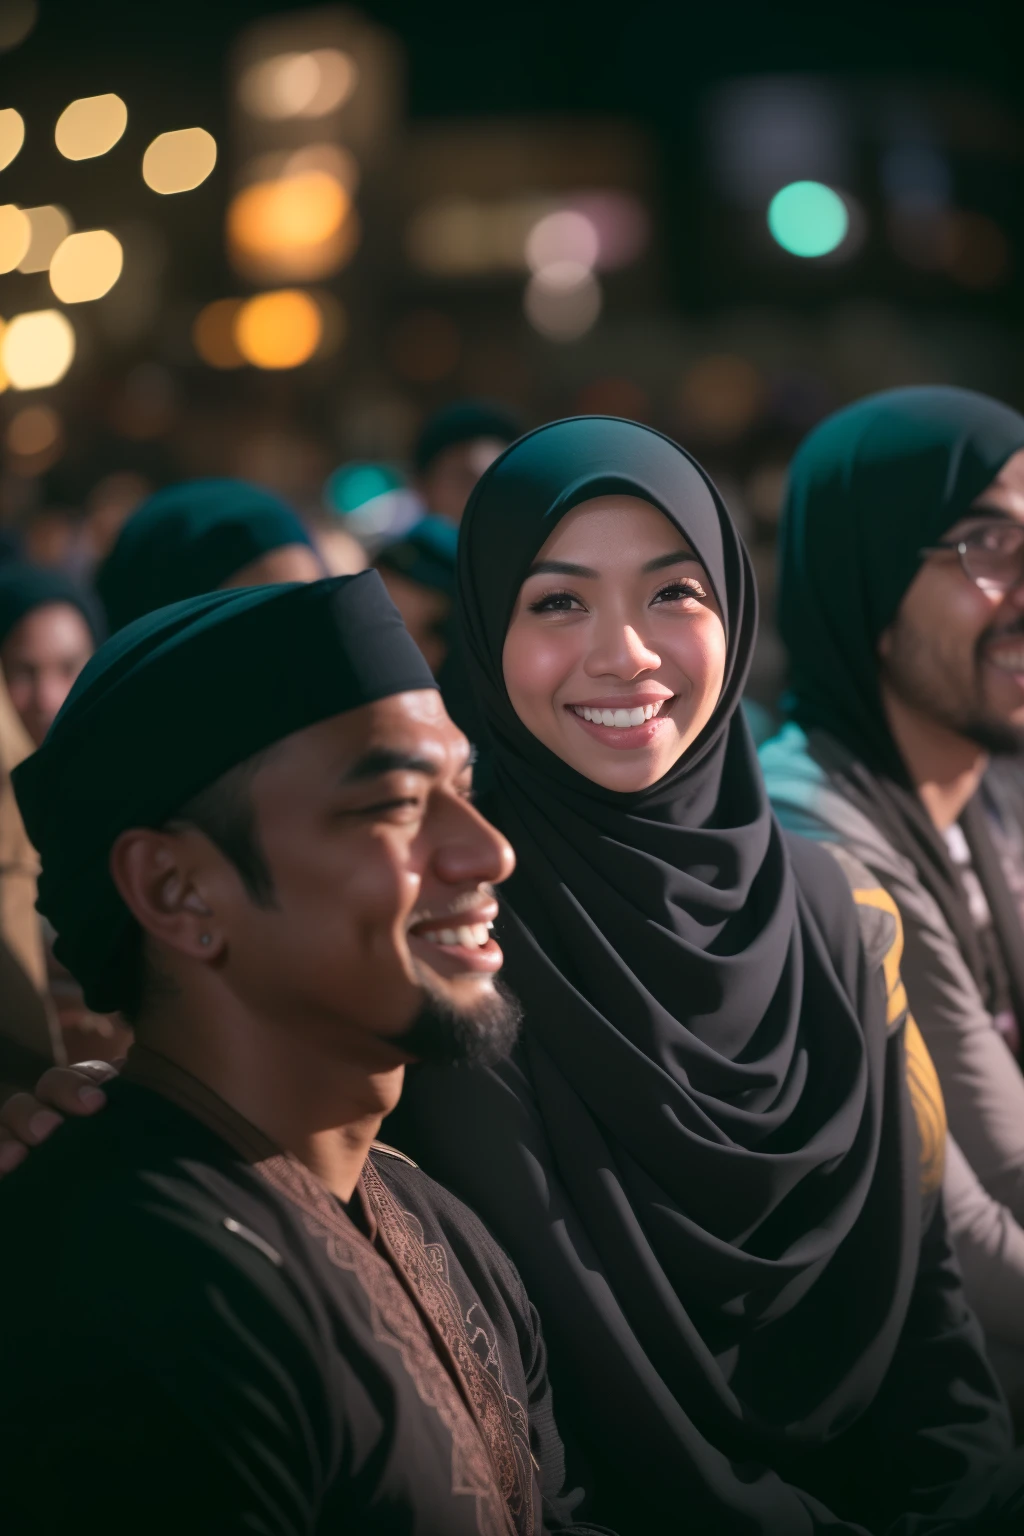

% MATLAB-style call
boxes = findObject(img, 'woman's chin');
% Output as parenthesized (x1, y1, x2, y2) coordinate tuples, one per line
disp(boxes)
(557, 734, 684, 792)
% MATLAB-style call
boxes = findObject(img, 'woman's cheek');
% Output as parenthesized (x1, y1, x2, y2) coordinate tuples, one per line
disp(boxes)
(504, 627, 579, 715)
(665, 616, 727, 703)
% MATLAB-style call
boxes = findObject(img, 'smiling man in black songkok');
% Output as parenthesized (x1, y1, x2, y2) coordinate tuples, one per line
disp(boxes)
(0, 572, 610, 1536)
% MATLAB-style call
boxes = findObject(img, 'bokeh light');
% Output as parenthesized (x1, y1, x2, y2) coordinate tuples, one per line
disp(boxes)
(526, 210, 600, 273)
(49, 229, 124, 303)
(284, 142, 360, 192)
(6, 402, 62, 459)
(18, 205, 72, 273)
(239, 49, 358, 120)
(233, 289, 323, 369)
(0, 0, 36, 52)
(142, 128, 217, 195)
(1, 310, 76, 389)
(0, 204, 31, 272)
(226, 171, 356, 281)
(524, 263, 602, 341)
(677, 355, 765, 442)
(0, 108, 25, 172)
(192, 298, 245, 369)
(55, 93, 127, 161)
(767, 181, 849, 258)
(567, 191, 651, 271)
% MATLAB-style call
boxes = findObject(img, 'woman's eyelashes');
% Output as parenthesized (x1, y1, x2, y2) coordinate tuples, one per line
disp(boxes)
(526, 576, 708, 616)
(528, 588, 585, 614)
(652, 577, 707, 604)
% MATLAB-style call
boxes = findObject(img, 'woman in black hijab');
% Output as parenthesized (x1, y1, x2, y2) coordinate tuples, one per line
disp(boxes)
(392, 416, 1018, 1534)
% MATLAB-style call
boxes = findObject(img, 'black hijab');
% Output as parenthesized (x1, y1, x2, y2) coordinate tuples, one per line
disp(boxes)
(393, 418, 923, 1531)
(778, 386, 1024, 1036)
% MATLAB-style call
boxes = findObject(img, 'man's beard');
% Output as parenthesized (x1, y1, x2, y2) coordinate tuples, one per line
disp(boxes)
(881, 610, 1024, 758)
(389, 972, 523, 1068)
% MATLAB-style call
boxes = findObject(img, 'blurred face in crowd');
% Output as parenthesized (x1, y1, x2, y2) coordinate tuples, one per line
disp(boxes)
(221, 543, 326, 590)
(377, 569, 451, 675)
(502, 496, 727, 793)
(1, 603, 95, 747)
(115, 691, 519, 1066)
(418, 437, 509, 526)
(879, 448, 1024, 754)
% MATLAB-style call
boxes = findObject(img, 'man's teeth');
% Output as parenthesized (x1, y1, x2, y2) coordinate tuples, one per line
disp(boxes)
(571, 702, 664, 727)
(420, 922, 493, 948)
(989, 647, 1024, 672)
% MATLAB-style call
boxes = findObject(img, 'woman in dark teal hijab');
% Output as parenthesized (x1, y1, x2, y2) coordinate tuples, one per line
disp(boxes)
(96, 479, 324, 633)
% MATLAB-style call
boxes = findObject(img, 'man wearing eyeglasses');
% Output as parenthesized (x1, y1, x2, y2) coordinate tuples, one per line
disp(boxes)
(760, 386, 1024, 1426)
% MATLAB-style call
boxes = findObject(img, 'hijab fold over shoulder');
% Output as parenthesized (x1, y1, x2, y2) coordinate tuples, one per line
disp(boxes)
(395, 417, 924, 1530)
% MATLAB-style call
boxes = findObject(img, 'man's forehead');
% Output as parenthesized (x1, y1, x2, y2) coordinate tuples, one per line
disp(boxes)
(968, 447, 1024, 523)
(289, 690, 465, 776)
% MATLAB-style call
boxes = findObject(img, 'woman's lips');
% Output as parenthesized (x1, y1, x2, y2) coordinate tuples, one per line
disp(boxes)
(565, 697, 676, 750)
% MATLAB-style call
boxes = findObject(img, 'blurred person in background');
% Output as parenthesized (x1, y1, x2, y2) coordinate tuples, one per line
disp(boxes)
(760, 386, 1024, 1423)
(96, 478, 325, 633)
(0, 564, 101, 749)
(0, 564, 115, 1070)
(413, 399, 523, 527)
(375, 401, 522, 737)
(310, 513, 370, 577)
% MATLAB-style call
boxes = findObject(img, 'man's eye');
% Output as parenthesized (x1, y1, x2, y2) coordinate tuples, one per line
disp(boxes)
(360, 797, 422, 816)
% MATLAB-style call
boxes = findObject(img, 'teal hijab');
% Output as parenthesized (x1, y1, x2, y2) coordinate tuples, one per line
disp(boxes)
(96, 479, 319, 633)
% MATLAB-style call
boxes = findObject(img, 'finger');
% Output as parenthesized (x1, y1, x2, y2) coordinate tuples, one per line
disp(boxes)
(0, 1092, 64, 1146)
(0, 1133, 28, 1176)
(34, 1061, 117, 1115)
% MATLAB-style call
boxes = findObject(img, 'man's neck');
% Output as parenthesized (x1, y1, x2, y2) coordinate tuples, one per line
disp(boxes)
(880, 681, 988, 832)
(137, 1003, 406, 1202)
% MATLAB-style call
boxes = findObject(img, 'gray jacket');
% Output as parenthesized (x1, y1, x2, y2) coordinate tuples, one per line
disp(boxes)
(761, 723, 1024, 1370)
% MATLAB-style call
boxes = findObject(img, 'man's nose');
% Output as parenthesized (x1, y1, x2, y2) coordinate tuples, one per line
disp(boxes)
(432, 794, 515, 889)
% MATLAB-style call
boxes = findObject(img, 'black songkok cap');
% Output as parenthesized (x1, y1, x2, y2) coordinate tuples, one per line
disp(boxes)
(414, 400, 523, 474)
(13, 572, 438, 1013)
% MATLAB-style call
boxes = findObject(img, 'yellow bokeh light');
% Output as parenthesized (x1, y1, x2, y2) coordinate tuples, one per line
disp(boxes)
(1, 310, 75, 390)
(192, 297, 245, 369)
(55, 93, 127, 161)
(142, 127, 217, 195)
(233, 290, 322, 370)
(239, 48, 358, 121)
(0, 204, 31, 273)
(18, 205, 72, 273)
(0, 108, 25, 172)
(226, 171, 356, 281)
(49, 229, 124, 303)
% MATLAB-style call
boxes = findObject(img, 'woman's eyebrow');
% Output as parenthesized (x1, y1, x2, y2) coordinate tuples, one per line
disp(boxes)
(641, 549, 697, 573)
(527, 559, 600, 578)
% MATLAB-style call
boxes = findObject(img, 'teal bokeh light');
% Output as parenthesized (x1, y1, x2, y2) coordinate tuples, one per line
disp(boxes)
(767, 181, 849, 258)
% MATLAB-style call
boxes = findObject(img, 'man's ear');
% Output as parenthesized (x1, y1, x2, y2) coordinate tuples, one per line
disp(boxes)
(109, 827, 225, 963)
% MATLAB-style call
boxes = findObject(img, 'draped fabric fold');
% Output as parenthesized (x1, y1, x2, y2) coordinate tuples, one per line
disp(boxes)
(395, 417, 923, 1529)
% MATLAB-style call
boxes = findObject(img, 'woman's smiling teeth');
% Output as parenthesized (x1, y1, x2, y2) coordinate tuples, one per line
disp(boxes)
(419, 923, 493, 948)
(571, 701, 666, 727)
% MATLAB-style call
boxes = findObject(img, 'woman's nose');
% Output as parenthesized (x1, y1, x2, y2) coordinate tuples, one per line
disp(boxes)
(584, 622, 661, 679)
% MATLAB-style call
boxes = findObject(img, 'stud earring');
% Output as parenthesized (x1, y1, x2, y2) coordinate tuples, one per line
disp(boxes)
(199, 934, 212, 947)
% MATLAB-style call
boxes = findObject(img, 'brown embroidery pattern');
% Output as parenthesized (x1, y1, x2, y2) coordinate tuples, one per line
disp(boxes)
(254, 1152, 513, 1536)
(363, 1155, 536, 1536)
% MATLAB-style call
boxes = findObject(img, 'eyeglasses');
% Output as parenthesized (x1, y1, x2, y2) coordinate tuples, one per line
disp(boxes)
(920, 519, 1024, 596)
